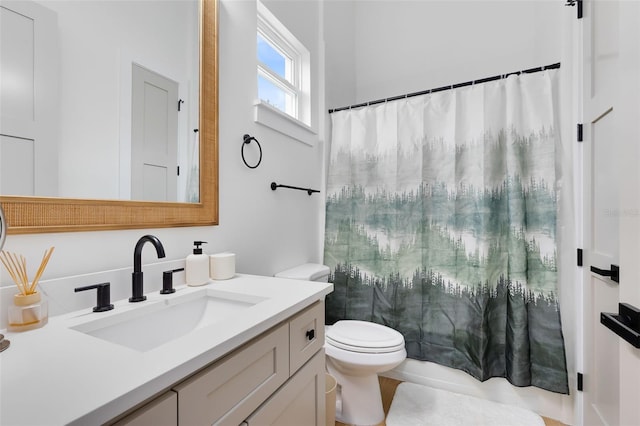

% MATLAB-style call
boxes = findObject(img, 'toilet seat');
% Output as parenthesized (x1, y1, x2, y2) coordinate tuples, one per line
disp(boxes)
(326, 320, 405, 354)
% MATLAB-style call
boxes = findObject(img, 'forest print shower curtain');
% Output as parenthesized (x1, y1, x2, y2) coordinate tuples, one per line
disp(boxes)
(324, 69, 568, 394)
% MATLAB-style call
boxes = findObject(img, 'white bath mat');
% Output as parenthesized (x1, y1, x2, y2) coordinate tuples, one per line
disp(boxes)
(386, 383, 545, 426)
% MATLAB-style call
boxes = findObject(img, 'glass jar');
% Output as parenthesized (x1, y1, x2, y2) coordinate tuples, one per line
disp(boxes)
(8, 292, 48, 332)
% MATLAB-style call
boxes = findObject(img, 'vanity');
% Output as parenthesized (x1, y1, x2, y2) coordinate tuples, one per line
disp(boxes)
(0, 275, 332, 425)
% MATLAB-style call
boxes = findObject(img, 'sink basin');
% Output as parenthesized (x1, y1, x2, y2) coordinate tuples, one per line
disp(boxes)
(70, 288, 267, 352)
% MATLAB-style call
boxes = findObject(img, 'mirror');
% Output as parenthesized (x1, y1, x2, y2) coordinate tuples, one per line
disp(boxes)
(0, 0, 218, 233)
(1, 0, 200, 202)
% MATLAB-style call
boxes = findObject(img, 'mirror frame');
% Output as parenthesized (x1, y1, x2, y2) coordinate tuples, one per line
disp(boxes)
(0, 0, 218, 235)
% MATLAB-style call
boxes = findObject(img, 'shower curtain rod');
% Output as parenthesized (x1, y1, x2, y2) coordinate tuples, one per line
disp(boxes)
(328, 62, 560, 114)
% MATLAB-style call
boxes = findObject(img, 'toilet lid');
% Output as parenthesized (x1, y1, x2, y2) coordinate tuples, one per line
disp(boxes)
(326, 320, 405, 354)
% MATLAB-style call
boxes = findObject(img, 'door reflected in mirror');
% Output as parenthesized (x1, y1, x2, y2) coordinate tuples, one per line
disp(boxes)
(0, 0, 200, 202)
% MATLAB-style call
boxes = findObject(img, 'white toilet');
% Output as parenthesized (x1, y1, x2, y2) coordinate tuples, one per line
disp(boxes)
(276, 263, 407, 426)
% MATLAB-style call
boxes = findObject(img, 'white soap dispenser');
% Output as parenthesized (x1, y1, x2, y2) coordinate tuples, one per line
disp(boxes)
(186, 241, 209, 286)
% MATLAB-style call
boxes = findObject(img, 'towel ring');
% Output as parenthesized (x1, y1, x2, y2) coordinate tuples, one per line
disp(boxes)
(241, 134, 262, 169)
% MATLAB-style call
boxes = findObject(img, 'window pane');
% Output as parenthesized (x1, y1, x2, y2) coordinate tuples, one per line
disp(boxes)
(258, 74, 295, 116)
(257, 34, 286, 79)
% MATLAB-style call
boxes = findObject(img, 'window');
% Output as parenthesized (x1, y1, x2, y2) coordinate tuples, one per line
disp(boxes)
(256, 1, 310, 128)
(257, 32, 295, 115)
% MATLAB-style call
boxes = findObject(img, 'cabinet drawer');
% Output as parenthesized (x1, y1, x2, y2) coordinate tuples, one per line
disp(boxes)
(289, 301, 325, 374)
(111, 391, 177, 426)
(174, 323, 289, 426)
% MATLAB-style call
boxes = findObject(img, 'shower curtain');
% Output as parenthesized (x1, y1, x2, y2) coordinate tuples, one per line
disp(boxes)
(324, 69, 568, 394)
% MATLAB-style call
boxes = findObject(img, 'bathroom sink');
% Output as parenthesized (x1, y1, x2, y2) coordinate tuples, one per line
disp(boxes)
(70, 288, 267, 352)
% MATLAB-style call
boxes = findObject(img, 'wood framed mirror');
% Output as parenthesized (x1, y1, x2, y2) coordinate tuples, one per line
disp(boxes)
(0, 0, 218, 235)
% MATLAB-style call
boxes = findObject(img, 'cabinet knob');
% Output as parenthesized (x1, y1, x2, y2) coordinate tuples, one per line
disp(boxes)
(305, 329, 315, 341)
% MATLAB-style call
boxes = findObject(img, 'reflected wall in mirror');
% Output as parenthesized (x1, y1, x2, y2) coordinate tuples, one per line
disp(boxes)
(0, 0, 218, 234)
(1, 0, 200, 203)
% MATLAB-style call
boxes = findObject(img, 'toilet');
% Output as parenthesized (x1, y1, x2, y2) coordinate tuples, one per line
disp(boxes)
(276, 263, 407, 426)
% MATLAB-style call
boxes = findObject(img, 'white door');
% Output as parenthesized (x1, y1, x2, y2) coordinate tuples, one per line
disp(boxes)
(582, 1, 640, 425)
(0, 0, 58, 196)
(614, 3, 640, 425)
(130, 63, 178, 201)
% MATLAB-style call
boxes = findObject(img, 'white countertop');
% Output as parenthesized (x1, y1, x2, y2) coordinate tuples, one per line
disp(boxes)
(0, 274, 332, 426)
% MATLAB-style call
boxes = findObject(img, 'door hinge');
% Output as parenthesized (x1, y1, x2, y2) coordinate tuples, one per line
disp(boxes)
(577, 248, 583, 267)
(565, 0, 583, 19)
(577, 123, 583, 142)
(177, 166, 180, 176)
(578, 0, 583, 19)
(577, 372, 583, 391)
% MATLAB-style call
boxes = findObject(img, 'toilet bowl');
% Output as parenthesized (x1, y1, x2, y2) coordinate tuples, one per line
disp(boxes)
(325, 320, 406, 425)
(276, 264, 407, 426)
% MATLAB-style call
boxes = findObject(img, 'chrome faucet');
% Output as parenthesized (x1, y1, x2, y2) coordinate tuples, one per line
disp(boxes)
(130, 235, 166, 302)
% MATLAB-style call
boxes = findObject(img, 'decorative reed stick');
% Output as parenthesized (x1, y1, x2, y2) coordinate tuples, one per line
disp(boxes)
(30, 247, 54, 294)
(0, 247, 55, 295)
(0, 254, 22, 294)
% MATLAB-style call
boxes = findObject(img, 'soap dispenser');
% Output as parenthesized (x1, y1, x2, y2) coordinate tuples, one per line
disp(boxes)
(186, 241, 209, 286)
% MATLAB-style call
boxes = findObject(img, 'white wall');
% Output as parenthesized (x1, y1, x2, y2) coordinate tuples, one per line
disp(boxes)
(1, 0, 325, 299)
(324, 1, 575, 423)
(324, 0, 356, 110)
(216, 0, 325, 276)
(351, 0, 562, 105)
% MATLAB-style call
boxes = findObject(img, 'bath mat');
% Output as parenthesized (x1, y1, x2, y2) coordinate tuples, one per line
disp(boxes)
(386, 383, 545, 426)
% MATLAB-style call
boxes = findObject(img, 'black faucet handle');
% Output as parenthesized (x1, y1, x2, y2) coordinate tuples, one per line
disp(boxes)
(75, 282, 114, 312)
(161, 268, 184, 294)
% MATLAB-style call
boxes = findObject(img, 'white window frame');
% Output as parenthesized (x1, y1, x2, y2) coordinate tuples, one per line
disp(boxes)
(257, 26, 298, 118)
(255, 0, 315, 145)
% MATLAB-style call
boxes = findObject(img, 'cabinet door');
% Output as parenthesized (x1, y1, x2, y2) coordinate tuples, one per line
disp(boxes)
(111, 391, 177, 426)
(289, 301, 325, 374)
(174, 323, 289, 426)
(245, 350, 325, 426)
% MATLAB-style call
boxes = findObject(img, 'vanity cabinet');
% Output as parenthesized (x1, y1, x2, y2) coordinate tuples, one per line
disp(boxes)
(109, 301, 325, 426)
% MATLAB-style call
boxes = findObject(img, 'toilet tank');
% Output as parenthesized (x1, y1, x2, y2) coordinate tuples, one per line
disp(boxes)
(275, 263, 330, 282)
